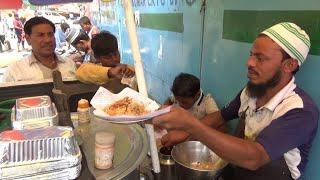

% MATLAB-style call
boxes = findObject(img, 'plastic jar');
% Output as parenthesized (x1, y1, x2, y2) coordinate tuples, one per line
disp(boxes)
(95, 132, 116, 169)
(77, 99, 90, 123)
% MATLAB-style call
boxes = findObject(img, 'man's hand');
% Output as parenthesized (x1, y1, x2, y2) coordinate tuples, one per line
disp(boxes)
(152, 105, 198, 132)
(108, 64, 135, 79)
(75, 61, 82, 68)
(161, 130, 190, 147)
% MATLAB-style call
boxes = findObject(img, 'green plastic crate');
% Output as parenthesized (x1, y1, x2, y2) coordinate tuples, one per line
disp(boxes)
(0, 99, 15, 132)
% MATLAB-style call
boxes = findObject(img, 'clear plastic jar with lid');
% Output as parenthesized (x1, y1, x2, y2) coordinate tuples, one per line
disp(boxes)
(95, 131, 116, 169)
(77, 99, 90, 123)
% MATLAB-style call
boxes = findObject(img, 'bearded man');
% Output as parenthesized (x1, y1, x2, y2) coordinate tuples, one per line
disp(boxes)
(152, 22, 319, 180)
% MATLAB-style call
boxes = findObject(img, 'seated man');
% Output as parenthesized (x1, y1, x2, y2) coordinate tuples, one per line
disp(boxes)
(75, 31, 136, 89)
(3, 17, 76, 82)
(64, 27, 97, 66)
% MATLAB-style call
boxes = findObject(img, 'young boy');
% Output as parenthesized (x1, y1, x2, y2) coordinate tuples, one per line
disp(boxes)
(75, 31, 137, 89)
(157, 73, 221, 147)
(163, 73, 218, 119)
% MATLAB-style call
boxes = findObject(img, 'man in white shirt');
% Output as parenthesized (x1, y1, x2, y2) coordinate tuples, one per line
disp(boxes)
(79, 16, 100, 39)
(6, 13, 14, 39)
(3, 17, 76, 82)
(0, 15, 7, 53)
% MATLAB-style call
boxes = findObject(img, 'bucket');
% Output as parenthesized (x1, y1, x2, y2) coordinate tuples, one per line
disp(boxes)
(0, 99, 15, 131)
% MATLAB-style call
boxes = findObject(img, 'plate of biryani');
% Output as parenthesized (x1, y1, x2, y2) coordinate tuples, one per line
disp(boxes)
(90, 87, 171, 123)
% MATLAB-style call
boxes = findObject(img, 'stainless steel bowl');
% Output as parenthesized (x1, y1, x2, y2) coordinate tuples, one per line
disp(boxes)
(172, 141, 228, 180)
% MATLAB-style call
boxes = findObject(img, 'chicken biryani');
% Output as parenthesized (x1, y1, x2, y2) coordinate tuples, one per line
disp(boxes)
(188, 161, 217, 170)
(104, 97, 149, 116)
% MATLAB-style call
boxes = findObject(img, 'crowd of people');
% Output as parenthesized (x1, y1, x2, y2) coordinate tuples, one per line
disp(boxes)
(2, 16, 136, 86)
(0, 9, 89, 54)
(1, 14, 319, 180)
(0, 13, 25, 52)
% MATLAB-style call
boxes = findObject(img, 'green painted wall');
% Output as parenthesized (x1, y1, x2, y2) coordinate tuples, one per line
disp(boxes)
(139, 13, 183, 32)
(223, 10, 320, 55)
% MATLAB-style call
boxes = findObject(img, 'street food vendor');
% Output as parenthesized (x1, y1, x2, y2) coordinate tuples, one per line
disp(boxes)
(3, 17, 76, 82)
(152, 22, 319, 180)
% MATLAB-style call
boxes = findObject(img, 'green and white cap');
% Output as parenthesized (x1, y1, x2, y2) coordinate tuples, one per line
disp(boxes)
(261, 22, 310, 66)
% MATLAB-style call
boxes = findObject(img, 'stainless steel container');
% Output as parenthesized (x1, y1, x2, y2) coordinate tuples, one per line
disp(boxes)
(0, 126, 82, 179)
(172, 141, 228, 180)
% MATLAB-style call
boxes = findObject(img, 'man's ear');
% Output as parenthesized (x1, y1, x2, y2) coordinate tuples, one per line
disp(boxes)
(284, 59, 299, 73)
(79, 40, 87, 47)
(25, 34, 32, 45)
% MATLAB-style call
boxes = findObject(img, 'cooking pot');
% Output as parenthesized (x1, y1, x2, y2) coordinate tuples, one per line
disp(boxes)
(171, 141, 228, 180)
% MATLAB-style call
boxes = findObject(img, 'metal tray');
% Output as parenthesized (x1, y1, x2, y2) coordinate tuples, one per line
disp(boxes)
(0, 126, 82, 179)
(11, 103, 59, 130)
(73, 113, 149, 180)
(6, 163, 82, 180)
(0, 149, 81, 179)
(15, 95, 53, 121)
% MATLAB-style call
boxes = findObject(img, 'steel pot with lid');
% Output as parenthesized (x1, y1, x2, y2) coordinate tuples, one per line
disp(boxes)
(171, 141, 228, 180)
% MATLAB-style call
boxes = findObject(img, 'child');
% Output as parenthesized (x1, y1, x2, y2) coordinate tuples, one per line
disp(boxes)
(75, 31, 137, 90)
(163, 73, 218, 119)
(156, 73, 220, 148)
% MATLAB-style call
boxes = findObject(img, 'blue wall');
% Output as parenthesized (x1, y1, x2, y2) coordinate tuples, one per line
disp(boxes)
(94, 0, 320, 179)
(98, 0, 203, 103)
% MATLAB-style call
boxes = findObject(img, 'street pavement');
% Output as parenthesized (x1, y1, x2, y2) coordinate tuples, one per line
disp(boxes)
(0, 36, 31, 82)
(0, 36, 31, 68)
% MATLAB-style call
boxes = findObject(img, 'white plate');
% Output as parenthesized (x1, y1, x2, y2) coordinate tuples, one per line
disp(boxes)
(90, 87, 171, 124)
(91, 106, 171, 124)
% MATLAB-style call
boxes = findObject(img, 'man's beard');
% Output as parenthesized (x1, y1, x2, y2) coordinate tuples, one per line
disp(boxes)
(246, 68, 281, 98)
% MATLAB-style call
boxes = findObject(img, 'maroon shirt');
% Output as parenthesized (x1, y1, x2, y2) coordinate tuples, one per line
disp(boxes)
(13, 19, 23, 30)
